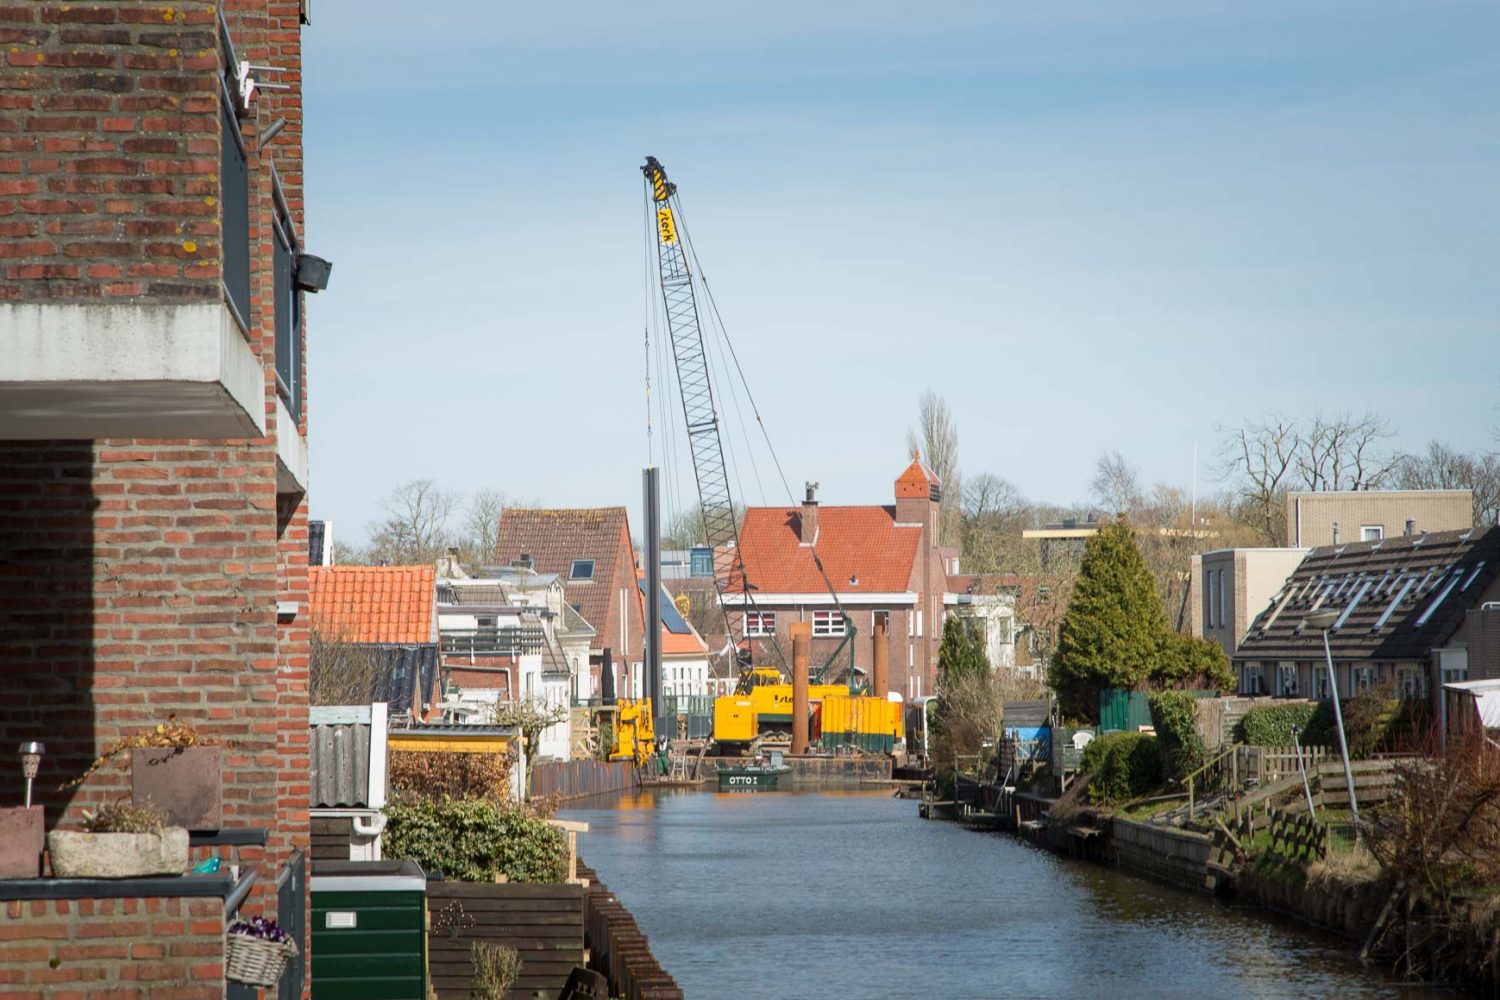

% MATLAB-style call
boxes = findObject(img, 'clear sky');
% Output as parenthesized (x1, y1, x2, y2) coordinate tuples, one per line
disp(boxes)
(302, 1, 1499, 543)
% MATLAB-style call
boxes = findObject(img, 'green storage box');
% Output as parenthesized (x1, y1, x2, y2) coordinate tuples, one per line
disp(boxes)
(311, 859, 427, 999)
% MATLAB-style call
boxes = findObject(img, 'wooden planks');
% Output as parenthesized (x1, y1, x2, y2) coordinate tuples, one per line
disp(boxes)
(311, 816, 353, 862)
(426, 881, 585, 1000)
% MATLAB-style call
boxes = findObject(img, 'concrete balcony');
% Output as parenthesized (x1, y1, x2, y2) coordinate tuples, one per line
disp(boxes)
(276, 396, 308, 494)
(0, 301, 266, 440)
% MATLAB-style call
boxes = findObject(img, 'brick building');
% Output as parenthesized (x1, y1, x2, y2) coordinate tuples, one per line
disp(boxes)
(1286, 489, 1472, 547)
(493, 508, 644, 700)
(732, 458, 948, 699)
(1234, 527, 1500, 702)
(1188, 547, 1309, 658)
(0, 2, 322, 994)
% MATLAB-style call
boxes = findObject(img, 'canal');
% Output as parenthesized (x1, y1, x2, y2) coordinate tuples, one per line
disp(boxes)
(563, 787, 1448, 999)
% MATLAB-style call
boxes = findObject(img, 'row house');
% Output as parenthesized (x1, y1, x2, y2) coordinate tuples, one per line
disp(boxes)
(308, 565, 439, 717)
(0, 1, 325, 993)
(494, 507, 644, 702)
(1233, 527, 1500, 703)
(731, 457, 948, 699)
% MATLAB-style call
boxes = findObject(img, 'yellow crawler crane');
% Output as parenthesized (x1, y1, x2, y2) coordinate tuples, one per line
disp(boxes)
(609, 698, 655, 767)
(711, 668, 851, 751)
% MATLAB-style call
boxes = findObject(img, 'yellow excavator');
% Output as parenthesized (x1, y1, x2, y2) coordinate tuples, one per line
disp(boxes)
(608, 698, 655, 767)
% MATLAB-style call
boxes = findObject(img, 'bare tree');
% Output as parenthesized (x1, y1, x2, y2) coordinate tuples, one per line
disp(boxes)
(492, 696, 570, 794)
(1395, 441, 1500, 529)
(365, 479, 456, 566)
(959, 473, 1030, 576)
(460, 488, 509, 565)
(1089, 450, 1142, 515)
(1218, 412, 1397, 545)
(906, 389, 961, 547)
(310, 631, 387, 706)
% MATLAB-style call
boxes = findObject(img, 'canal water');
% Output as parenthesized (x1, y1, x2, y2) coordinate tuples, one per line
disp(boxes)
(563, 787, 1449, 999)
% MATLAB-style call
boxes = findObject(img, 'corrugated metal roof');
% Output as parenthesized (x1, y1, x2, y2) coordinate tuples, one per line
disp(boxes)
(310, 710, 371, 809)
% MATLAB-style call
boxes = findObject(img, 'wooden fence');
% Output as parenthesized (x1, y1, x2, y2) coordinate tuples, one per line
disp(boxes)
(530, 759, 639, 801)
(1235, 745, 1332, 787)
(577, 862, 683, 1000)
(426, 881, 586, 999)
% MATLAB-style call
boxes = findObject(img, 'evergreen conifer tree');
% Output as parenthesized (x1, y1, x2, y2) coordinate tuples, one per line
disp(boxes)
(1050, 516, 1166, 720)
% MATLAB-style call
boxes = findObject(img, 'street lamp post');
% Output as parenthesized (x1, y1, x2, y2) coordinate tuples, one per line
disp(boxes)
(1305, 608, 1360, 832)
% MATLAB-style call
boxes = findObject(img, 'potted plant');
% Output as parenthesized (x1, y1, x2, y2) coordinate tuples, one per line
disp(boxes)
(0, 741, 46, 878)
(63, 716, 227, 832)
(47, 801, 189, 879)
(225, 915, 297, 988)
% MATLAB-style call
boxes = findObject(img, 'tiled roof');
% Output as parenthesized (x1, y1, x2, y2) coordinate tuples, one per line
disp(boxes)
(1235, 527, 1500, 663)
(895, 454, 940, 500)
(494, 508, 632, 646)
(309, 565, 436, 645)
(738, 506, 921, 595)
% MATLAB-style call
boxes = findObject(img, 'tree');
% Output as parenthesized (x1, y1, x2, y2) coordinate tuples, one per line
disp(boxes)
(1155, 632, 1233, 691)
(491, 696, 569, 795)
(364, 479, 457, 566)
(1090, 450, 1142, 515)
(959, 473, 1031, 575)
(931, 617, 996, 784)
(906, 389, 961, 547)
(1219, 411, 1398, 544)
(310, 631, 387, 706)
(459, 488, 509, 565)
(660, 504, 744, 550)
(937, 615, 989, 682)
(1394, 441, 1500, 529)
(1050, 517, 1166, 721)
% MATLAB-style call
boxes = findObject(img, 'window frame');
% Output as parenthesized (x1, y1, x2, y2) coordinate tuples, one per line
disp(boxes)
(569, 559, 596, 581)
(217, 19, 250, 336)
(744, 610, 776, 637)
(1361, 525, 1384, 542)
(270, 171, 303, 421)
(812, 610, 847, 637)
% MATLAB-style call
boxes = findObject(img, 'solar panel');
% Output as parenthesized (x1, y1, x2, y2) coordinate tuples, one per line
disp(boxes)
(640, 579, 692, 634)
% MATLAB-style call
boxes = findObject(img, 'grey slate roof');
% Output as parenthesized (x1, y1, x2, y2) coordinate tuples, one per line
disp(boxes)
(1235, 526, 1500, 663)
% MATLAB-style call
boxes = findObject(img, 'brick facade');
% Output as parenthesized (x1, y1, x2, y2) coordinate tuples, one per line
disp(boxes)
(0, 1, 314, 994)
(0, 896, 226, 998)
(1285, 490, 1471, 548)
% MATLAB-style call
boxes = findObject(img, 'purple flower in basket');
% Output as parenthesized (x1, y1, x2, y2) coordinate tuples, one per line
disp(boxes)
(228, 916, 290, 944)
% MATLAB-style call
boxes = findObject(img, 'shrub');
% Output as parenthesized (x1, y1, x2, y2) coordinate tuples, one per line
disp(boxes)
(1148, 690, 1206, 783)
(383, 797, 567, 883)
(1155, 634, 1234, 692)
(1080, 732, 1162, 805)
(389, 750, 511, 802)
(470, 942, 522, 999)
(1239, 702, 1321, 748)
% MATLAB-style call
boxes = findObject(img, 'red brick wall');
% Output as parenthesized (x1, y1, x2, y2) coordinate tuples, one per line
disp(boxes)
(0, 1, 223, 303)
(0, 896, 225, 997)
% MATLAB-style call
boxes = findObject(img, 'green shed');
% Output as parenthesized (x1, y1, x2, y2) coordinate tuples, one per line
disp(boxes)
(311, 859, 428, 999)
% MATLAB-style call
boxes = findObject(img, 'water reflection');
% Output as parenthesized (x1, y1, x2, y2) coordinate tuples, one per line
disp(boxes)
(563, 789, 1447, 999)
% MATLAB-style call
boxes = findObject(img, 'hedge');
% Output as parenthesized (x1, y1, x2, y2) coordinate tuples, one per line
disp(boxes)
(1148, 690, 1206, 783)
(1080, 732, 1163, 805)
(383, 796, 567, 883)
(1239, 702, 1326, 748)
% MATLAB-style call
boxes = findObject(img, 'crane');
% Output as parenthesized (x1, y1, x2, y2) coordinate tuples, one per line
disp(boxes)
(640, 156, 855, 690)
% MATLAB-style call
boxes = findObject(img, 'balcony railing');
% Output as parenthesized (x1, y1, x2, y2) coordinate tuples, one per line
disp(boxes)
(441, 626, 546, 659)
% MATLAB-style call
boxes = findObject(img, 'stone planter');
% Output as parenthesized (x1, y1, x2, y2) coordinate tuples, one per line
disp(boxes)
(131, 746, 222, 831)
(0, 807, 44, 878)
(47, 828, 189, 879)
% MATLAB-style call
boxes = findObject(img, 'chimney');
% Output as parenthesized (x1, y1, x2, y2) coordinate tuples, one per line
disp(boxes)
(800, 482, 819, 545)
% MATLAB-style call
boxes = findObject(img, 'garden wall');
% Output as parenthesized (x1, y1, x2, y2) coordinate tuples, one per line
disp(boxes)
(426, 881, 584, 1000)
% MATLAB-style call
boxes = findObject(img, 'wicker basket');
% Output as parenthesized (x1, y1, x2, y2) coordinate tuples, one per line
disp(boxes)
(225, 932, 298, 987)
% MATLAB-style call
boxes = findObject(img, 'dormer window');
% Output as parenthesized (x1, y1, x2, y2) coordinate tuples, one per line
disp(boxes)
(569, 559, 595, 581)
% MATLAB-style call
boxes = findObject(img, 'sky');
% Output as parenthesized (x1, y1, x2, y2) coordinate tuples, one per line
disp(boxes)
(301, 0, 1499, 545)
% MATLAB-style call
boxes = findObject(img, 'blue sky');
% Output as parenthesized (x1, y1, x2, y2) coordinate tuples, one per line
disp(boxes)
(302, 1, 1499, 541)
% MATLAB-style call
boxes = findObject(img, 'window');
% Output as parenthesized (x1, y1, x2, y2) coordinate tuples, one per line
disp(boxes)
(569, 559, 595, 581)
(1277, 663, 1298, 697)
(744, 610, 776, 637)
(812, 611, 846, 637)
(689, 547, 714, 579)
(1361, 525, 1384, 542)
(1216, 569, 1226, 628)
(271, 177, 302, 420)
(218, 22, 249, 329)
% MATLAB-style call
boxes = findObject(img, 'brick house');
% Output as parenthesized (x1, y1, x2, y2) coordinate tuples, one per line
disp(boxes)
(1286, 489, 1472, 547)
(1233, 527, 1500, 704)
(494, 508, 644, 701)
(1188, 547, 1310, 658)
(732, 458, 947, 698)
(0, 1, 321, 995)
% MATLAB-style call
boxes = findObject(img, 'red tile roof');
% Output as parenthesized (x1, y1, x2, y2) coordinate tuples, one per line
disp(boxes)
(896, 454, 940, 499)
(309, 565, 436, 645)
(738, 506, 921, 595)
